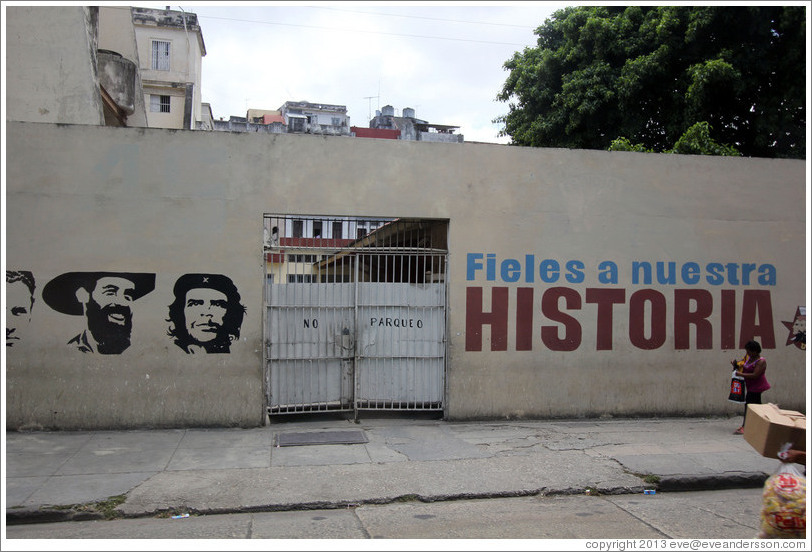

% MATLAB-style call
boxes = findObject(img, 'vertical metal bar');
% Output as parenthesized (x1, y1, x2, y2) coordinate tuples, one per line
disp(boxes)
(307, 230, 313, 410)
(384, 250, 389, 409)
(287, 217, 295, 410)
(380, 251, 385, 410)
(263, 215, 269, 417)
(443, 241, 449, 416)
(353, 252, 359, 421)
(408, 246, 413, 410)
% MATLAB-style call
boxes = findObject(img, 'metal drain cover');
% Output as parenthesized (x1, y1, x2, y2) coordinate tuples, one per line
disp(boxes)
(275, 430, 369, 447)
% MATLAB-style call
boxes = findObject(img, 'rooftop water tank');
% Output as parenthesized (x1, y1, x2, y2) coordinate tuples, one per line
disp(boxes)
(97, 50, 137, 115)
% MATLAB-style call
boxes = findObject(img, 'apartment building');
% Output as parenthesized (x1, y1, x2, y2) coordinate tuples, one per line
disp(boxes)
(278, 100, 351, 136)
(264, 215, 394, 284)
(132, 6, 206, 130)
(369, 105, 463, 143)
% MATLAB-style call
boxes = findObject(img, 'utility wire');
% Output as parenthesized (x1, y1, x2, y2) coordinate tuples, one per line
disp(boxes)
(307, 5, 534, 29)
(195, 14, 531, 47)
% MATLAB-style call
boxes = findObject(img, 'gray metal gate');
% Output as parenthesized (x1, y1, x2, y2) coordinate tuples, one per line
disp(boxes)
(264, 215, 448, 417)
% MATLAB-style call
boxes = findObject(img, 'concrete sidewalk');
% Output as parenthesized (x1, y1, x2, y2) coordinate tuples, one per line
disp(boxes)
(4, 415, 785, 524)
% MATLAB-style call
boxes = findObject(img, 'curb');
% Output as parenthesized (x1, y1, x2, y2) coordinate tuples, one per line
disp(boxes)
(6, 508, 105, 525)
(657, 472, 768, 492)
(5, 473, 769, 526)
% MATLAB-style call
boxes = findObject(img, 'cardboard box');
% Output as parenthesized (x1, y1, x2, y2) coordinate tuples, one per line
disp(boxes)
(743, 403, 806, 459)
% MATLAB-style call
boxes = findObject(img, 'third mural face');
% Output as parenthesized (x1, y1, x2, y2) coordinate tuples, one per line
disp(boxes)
(167, 273, 246, 354)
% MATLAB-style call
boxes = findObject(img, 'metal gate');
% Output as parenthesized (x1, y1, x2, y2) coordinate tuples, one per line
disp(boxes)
(264, 215, 448, 417)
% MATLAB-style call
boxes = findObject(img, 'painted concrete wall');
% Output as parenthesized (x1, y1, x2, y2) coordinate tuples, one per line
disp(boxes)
(4, 7, 105, 126)
(4, 121, 807, 429)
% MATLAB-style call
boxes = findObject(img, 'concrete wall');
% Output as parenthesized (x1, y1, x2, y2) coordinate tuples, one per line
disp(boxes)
(212, 120, 284, 134)
(4, 121, 807, 429)
(4, 7, 105, 126)
(418, 131, 464, 143)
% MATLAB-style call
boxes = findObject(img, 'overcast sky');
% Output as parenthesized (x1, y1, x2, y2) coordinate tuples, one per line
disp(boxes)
(178, 1, 569, 143)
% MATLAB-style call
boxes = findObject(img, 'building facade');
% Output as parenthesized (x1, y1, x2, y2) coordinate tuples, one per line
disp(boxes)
(209, 103, 351, 136)
(132, 6, 206, 130)
(351, 127, 401, 140)
(209, 109, 287, 134)
(370, 105, 463, 143)
(263, 215, 394, 284)
(278, 100, 351, 136)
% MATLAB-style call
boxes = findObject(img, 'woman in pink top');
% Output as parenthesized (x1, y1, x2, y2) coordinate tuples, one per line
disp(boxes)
(730, 340, 770, 435)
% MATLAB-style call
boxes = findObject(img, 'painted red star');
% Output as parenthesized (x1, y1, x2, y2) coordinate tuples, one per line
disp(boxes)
(781, 306, 805, 350)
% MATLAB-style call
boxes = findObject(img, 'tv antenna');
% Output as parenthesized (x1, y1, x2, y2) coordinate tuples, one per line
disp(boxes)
(363, 94, 380, 121)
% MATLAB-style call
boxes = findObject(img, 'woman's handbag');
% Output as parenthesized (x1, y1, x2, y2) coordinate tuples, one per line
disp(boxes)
(728, 369, 746, 403)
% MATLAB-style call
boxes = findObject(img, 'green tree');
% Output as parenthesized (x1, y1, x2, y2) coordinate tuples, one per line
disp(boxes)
(496, 6, 805, 158)
(609, 122, 741, 156)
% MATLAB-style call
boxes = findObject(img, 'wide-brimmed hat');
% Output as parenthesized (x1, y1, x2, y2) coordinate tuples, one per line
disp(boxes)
(42, 272, 156, 315)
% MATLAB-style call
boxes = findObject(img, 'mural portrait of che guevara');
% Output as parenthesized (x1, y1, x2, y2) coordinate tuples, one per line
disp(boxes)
(42, 272, 156, 354)
(167, 273, 246, 354)
(6, 270, 36, 348)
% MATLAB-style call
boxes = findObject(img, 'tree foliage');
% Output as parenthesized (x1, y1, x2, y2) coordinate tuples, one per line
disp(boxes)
(496, 6, 805, 158)
(609, 122, 741, 156)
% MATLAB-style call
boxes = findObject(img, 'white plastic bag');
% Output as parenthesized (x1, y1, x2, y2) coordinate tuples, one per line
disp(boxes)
(758, 461, 806, 538)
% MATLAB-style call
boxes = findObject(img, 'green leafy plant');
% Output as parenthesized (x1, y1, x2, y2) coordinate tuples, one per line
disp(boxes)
(496, 5, 804, 158)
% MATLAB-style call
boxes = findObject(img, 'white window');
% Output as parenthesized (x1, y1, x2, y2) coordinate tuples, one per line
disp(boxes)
(150, 95, 171, 113)
(288, 254, 318, 263)
(151, 40, 170, 71)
